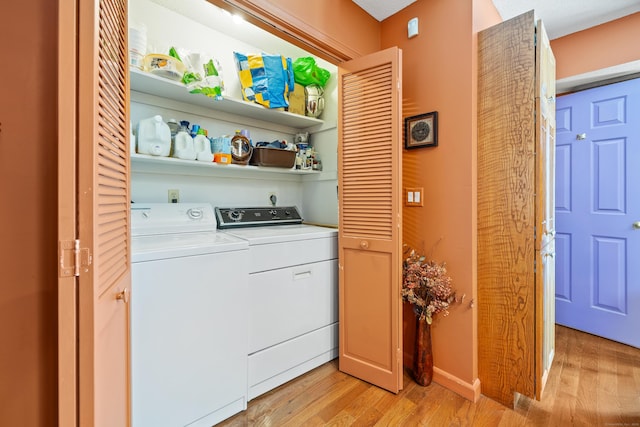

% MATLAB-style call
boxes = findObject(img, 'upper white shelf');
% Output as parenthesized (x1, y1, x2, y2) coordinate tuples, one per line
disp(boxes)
(129, 68, 323, 129)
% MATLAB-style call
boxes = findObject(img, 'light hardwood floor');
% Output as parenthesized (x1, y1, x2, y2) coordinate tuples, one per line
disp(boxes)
(219, 326, 640, 426)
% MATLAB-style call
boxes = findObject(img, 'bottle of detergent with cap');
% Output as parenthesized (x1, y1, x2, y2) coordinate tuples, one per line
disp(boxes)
(194, 128, 214, 162)
(173, 120, 196, 160)
(136, 115, 171, 156)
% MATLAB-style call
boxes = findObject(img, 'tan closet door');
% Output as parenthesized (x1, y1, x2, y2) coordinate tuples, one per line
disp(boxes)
(338, 47, 403, 393)
(58, 0, 131, 425)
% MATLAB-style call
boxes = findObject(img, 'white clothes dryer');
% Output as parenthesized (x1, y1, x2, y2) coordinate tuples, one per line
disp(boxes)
(215, 206, 339, 400)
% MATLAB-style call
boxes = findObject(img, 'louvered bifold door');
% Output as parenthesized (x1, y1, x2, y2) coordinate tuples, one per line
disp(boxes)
(77, 0, 131, 425)
(338, 47, 403, 393)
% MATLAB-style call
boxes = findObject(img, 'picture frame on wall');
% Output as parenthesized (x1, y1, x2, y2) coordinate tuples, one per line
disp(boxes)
(404, 111, 438, 149)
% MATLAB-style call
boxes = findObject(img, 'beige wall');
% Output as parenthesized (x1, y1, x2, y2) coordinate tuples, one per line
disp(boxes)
(551, 12, 640, 79)
(0, 0, 59, 425)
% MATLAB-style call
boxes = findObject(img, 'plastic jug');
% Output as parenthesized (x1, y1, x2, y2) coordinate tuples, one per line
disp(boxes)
(194, 129, 213, 162)
(136, 115, 171, 156)
(173, 121, 196, 160)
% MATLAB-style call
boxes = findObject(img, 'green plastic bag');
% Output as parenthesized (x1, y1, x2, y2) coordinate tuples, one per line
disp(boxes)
(292, 57, 330, 88)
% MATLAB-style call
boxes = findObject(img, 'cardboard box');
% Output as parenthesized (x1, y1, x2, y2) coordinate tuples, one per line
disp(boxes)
(288, 83, 306, 116)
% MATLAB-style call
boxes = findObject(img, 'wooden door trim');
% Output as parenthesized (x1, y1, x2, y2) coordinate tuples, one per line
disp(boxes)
(58, 0, 78, 424)
(206, 0, 359, 63)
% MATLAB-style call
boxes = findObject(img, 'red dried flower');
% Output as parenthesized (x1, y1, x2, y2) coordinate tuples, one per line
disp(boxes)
(402, 246, 456, 324)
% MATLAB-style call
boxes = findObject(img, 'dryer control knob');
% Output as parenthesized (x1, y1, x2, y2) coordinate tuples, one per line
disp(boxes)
(228, 210, 243, 221)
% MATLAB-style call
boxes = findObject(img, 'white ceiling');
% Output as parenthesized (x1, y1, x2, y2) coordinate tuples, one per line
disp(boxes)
(353, 0, 640, 39)
(352, 0, 417, 22)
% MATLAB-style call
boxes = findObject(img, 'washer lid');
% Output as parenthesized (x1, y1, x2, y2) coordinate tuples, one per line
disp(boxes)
(131, 231, 247, 262)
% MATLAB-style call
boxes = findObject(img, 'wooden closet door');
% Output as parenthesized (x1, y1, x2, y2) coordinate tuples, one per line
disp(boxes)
(338, 47, 403, 393)
(477, 11, 537, 407)
(59, 0, 131, 425)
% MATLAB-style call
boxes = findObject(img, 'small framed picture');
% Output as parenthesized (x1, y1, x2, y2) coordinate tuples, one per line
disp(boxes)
(405, 111, 438, 149)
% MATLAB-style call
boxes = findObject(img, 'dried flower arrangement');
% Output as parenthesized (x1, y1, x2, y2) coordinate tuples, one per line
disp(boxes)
(402, 245, 456, 324)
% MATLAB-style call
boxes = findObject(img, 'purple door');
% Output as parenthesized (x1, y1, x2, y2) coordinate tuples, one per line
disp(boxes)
(555, 78, 640, 348)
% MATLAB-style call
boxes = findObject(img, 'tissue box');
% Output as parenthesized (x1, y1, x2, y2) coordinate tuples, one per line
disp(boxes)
(249, 147, 296, 168)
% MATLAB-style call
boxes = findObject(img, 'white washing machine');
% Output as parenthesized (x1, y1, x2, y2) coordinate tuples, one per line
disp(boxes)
(130, 203, 248, 427)
(215, 206, 339, 400)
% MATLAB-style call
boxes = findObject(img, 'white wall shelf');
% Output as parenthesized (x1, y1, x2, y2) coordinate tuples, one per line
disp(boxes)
(131, 153, 321, 179)
(130, 68, 323, 129)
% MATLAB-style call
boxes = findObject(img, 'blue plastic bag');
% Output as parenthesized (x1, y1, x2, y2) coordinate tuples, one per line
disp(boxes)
(234, 52, 295, 109)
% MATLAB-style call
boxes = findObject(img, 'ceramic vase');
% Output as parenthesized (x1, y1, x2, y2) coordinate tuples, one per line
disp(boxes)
(413, 315, 433, 386)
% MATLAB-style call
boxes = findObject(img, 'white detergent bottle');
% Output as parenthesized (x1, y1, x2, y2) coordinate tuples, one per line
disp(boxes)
(194, 128, 214, 162)
(136, 115, 171, 156)
(173, 121, 196, 160)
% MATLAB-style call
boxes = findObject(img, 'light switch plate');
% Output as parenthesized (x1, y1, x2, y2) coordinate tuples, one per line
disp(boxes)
(405, 187, 423, 207)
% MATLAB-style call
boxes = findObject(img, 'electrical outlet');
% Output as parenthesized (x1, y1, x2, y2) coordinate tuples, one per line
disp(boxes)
(168, 189, 180, 203)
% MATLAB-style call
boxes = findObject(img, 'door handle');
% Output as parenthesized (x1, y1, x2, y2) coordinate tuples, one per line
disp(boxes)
(633, 221, 640, 230)
(116, 288, 129, 303)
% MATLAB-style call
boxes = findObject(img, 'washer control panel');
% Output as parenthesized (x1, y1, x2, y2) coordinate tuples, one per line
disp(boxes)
(215, 206, 303, 229)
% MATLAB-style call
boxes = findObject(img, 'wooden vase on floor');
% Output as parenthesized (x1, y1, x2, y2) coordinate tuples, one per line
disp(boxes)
(413, 316, 433, 386)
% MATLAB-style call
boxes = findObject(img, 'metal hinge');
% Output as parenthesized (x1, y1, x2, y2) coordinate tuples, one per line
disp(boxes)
(59, 239, 91, 277)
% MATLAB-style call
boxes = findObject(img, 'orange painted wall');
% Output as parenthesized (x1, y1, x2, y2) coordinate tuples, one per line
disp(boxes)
(381, 0, 500, 392)
(551, 12, 640, 79)
(209, 0, 381, 59)
(264, 0, 381, 56)
(0, 0, 59, 425)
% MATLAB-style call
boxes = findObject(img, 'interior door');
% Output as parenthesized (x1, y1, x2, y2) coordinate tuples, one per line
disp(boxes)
(534, 19, 556, 399)
(555, 78, 640, 348)
(338, 47, 403, 393)
(59, 0, 131, 425)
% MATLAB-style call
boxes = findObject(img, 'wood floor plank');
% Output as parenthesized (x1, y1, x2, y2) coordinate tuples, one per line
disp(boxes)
(399, 379, 443, 425)
(372, 396, 416, 426)
(315, 380, 371, 423)
(242, 360, 338, 425)
(574, 330, 600, 426)
(453, 395, 507, 427)
(549, 327, 583, 425)
(598, 335, 640, 427)
(339, 381, 389, 421)
(282, 375, 363, 426)
(521, 346, 560, 426)
(217, 326, 640, 426)
(273, 373, 355, 426)
(616, 343, 640, 421)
